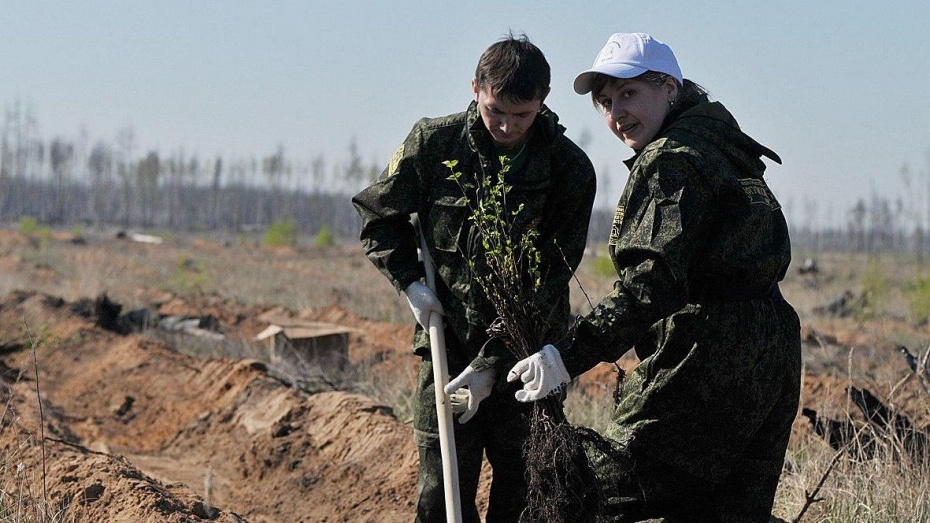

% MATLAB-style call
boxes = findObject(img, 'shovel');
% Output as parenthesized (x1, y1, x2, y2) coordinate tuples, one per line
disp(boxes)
(412, 215, 462, 523)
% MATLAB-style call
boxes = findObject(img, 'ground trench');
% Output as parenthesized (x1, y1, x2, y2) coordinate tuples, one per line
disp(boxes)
(0, 291, 422, 522)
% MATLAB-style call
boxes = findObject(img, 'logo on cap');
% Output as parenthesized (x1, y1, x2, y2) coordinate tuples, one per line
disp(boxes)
(597, 41, 623, 64)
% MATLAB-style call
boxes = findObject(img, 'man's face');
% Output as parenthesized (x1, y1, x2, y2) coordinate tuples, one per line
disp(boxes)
(472, 80, 542, 149)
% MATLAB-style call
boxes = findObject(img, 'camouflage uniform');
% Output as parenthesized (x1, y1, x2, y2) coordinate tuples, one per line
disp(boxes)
(353, 101, 596, 522)
(558, 99, 802, 522)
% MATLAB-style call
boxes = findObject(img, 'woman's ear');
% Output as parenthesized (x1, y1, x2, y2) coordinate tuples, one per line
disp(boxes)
(665, 77, 680, 103)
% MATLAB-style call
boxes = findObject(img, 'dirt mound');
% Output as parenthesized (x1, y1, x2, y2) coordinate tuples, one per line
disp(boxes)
(0, 291, 420, 522)
(2, 361, 246, 522)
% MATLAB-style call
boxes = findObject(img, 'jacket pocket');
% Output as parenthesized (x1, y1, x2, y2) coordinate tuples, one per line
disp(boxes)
(429, 196, 469, 253)
(638, 304, 705, 391)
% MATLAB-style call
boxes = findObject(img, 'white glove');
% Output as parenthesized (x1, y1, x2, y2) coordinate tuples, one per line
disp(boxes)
(444, 366, 496, 423)
(449, 388, 470, 416)
(507, 344, 571, 402)
(403, 281, 445, 329)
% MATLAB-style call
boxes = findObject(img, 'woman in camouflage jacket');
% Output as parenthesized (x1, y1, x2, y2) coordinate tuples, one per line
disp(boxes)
(508, 32, 802, 522)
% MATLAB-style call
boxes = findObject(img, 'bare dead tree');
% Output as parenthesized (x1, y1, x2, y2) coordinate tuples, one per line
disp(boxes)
(88, 141, 114, 223)
(211, 156, 223, 229)
(49, 137, 75, 223)
(116, 126, 136, 227)
(137, 151, 161, 227)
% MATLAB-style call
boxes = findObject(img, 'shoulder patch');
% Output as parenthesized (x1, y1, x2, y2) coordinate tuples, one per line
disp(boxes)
(388, 144, 404, 176)
(739, 178, 781, 210)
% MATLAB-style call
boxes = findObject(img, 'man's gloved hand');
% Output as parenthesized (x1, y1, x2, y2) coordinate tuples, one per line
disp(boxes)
(444, 366, 496, 423)
(449, 388, 470, 416)
(403, 281, 445, 329)
(507, 344, 571, 402)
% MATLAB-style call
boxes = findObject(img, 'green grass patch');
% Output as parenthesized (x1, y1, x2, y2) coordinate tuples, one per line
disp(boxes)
(18, 216, 51, 244)
(592, 253, 617, 280)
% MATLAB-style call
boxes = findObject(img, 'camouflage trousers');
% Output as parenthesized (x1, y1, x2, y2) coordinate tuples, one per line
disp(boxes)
(413, 359, 534, 523)
(590, 297, 802, 522)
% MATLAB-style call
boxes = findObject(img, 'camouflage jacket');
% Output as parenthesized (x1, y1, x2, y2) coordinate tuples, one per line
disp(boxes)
(353, 101, 596, 372)
(559, 100, 790, 376)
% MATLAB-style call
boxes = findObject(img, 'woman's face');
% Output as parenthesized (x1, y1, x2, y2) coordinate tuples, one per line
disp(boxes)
(595, 77, 678, 151)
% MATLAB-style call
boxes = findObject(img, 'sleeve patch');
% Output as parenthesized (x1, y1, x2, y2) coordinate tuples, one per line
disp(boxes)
(739, 178, 781, 210)
(388, 144, 405, 176)
(608, 204, 625, 246)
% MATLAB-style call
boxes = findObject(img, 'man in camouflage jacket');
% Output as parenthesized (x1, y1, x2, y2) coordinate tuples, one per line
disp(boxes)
(352, 36, 596, 522)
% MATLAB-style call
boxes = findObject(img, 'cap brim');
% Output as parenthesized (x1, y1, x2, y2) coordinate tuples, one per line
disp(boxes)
(572, 64, 650, 95)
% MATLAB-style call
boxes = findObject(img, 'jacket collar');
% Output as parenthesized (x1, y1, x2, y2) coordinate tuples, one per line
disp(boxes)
(465, 100, 563, 156)
(624, 99, 781, 176)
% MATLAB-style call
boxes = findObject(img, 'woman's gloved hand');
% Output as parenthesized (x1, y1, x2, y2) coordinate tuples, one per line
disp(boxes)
(444, 366, 496, 423)
(403, 281, 445, 329)
(507, 344, 570, 402)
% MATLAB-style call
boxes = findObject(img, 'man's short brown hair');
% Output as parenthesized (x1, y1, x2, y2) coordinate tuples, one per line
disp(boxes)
(475, 33, 550, 103)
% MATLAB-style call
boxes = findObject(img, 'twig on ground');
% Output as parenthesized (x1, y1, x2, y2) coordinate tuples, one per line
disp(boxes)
(897, 344, 930, 399)
(555, 242, 594, 312)
(22, 317, 49, 516)
(791, 446, 845, 523)
(46, 436, 112, 457)
(918, 345, 930, 398)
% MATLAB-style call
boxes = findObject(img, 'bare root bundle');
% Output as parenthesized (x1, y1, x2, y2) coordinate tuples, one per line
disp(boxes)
(521, 394, 634, 523)
(523, 399, 598, 523)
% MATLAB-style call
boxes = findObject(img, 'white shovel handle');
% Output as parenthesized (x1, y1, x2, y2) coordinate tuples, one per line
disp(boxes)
(413, 215, 462, 523)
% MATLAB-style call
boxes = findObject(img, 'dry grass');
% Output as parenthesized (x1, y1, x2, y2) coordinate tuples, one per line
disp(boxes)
(0, 418, 67, 523)
(777, 435, 930, 522)
(0, 227, 408, 324)
(1, 348, 65, 523)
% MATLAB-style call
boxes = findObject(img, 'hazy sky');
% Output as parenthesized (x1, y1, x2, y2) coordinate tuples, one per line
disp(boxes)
(4, 2, 930, 227)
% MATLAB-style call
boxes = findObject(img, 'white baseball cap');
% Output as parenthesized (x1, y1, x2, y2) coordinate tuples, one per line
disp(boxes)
(573, 33, 683, 95)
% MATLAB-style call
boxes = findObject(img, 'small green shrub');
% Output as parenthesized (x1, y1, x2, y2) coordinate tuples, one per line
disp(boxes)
(169, 256, 211, 294)
(263, 219, 297, 247)
(314, 225, 334, 247)
(19, 215, 40, 234)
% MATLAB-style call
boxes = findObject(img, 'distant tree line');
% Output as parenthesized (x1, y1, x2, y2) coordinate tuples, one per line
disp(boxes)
(2, 99, 929, 254)
(0, 101, 380, 239)
(788, 157, 930, 258)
